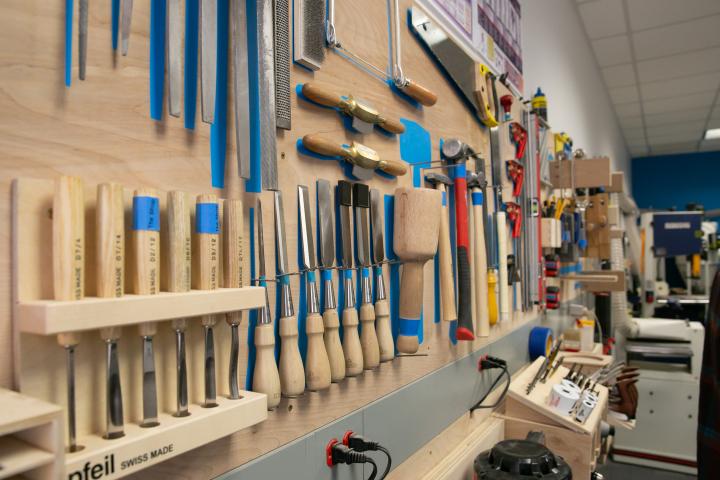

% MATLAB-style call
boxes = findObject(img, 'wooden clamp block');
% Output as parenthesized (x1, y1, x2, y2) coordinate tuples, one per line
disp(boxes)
(549, 157, 611, 189)
(559, 270, 626, 292)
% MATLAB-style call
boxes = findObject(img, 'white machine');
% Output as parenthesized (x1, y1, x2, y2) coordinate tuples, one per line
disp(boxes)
(613, 317, 705, 475)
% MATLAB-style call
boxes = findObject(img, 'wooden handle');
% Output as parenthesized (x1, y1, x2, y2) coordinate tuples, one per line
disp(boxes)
(497, 212, 509, 322)
(322, 309, 346, 382)
(375, 298, 394, 362)
(359, 303, 380, 370)
(301, 82, 343, 108)
(194, 194, 220, 327)
(378, 159, 408, 177)
(279, 315, 306, 396)
(54, 176, 84, 347)
(398, 261, 424, 354)
(167, 191, 191, 293)
(470, 193, 489, 337)
(133, 188, 160, 337)
(437, 185, 456, 322)
(224, 199, 244, 326)
(342, 307, 364, 376)
(302, 134, 347, 158)
(379, 116, 405, 134)
(253, 323, 281, 410)
(97, 183, 124, 340)
(487, 269, 498, 326)
(401, 79, 437, 107)
(305, 313, 331, 391)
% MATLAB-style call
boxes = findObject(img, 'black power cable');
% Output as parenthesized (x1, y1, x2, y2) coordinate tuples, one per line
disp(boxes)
(470, 356, 511, 412)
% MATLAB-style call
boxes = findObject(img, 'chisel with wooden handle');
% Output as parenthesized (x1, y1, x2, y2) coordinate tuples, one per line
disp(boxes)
(302, 135, 408, 177)
(194, 194, 220, 407)
(338, 181, 364, 375)
(298, 186, 331, 390)
(301, 83, 405, 134)
(354, 183, 380, 370)
(200, 0, 217, 123)
(393, 187, 441, 354)
(167, 191, 191, 417)
(370, 189, 394, 362)
(224, 199, 244, 399)
(274, 191, 306, 396)
(96, 183, 125, 438)
(132, 188, 161, 428)
(317, 180, 346, 382)
(253, 199, 281, 409)
(467, 173, 489, 337)
(424, 174, 456, 323)
(497, 211, 509, 322)
(54, 176, 84, 452)
(231, 0, 251, 179)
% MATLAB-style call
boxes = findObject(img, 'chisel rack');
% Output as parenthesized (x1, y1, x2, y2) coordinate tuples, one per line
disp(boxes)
(12, 178, 267, 479)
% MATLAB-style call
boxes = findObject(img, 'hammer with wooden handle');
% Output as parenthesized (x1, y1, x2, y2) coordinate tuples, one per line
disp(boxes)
(54, 176, 85, 451)
(466, 173, 490, 337)
(167, 191, 191, 417)
(133, 188, 161, 427)
(424, 173, 457, 324)
(96, 183, 125, 438)
(393, 187, 441, 354)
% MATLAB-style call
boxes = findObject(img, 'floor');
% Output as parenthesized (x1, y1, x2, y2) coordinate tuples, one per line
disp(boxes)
(597, 460, 696, 479)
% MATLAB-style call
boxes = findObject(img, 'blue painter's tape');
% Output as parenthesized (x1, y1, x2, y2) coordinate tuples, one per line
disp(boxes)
(471, 191, 484, 206)
(321, 269, 332, 283)
(196, 203, 219, 234)
(362, 268, 370, 278)
(399, 119, 431, 189)
(399, 318, 421, 336)
(450, 163, 467, 179)
(279, 275, 290, 286)
(244, 0, 261, 193)
(65, 0, 73, 87)
(149, 0, 166, 121)
(111, 0, 119, 50)
(184, 0, 199, 129)
(210, 0, 229, 189)
(132, 197, 160, 231)
(441, 191, 447, 206)
(529, 326, 553, 360)
(344, 269, 353, 280)
(374, 266, 383, 277)
(307, 271, 316, 283)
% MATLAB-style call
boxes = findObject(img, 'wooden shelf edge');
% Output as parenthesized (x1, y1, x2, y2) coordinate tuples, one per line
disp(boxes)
(65, 392, 267, 479)
(17, 287, 265, 335)
(0, 437, 56, 480)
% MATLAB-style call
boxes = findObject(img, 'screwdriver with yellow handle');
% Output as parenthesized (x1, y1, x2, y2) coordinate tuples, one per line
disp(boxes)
(54, 176, 85, 452)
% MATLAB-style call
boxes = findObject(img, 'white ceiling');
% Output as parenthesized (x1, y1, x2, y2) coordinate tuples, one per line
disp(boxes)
(575, 0, 720, 157)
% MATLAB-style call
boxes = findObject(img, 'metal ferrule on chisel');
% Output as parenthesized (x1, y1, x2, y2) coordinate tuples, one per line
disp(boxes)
(322, 272, 337, 310)
(353, 184, 373, 305)
(298, 185, 321, 314)
(274, 192, 295, 318)
(370, 189, 388, 302)
(256, 200, 272, 325)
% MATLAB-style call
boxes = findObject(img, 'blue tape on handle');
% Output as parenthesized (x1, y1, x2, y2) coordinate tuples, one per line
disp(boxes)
(210, 0, 229, 189)
(529, 326, 553, 360)
(361, 268, 370, 279)
(279, 275, 290, 286)
(196, 203, 219, 234)
(111, 0, 120, 50)
(65, 0, 73, 87)
(184, 0, 199, 129)
(321, 269, 332, 283)
(344, 269, 353, 280)
(307, 271, 316, 283)
(450, 163, 467, 179)
(132, 197, 160, 231)
(441, 191, 447, 206)
(149, 0, 166, 120)
(471, 191, 484, 206)
(399, 318, 421, 336)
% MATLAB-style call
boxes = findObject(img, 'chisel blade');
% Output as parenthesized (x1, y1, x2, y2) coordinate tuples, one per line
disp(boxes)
(256, 199, 267, 278)
(256, 0, 277, 189)
(167, 0, 183, 117)
(353, 184, 371, 267)
(370, 189, 385, 263)
(204, 326, 218, 407)
(229, 324, 240, 399)
(298, 186, 317, 270)
(231, 0, 251, 179)
(174, 329, 190, 416)
(200, 0, 217, 123)
(141, 336, 159, 427)
(317, 180, 335, 269)
(338, 181, 354, 268)
(121, 0, 133, 55)
(273, 191, 290, 275)
(105, 341, 124, 439)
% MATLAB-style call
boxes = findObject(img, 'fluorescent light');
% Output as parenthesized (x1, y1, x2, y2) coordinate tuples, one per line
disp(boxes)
(705, 128, 720, 140)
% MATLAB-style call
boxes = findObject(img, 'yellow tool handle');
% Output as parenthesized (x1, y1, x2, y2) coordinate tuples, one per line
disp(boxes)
(322, 308, 346, 382)
(379, 116, 406, 134)
(194, 194, 220, 327)
(224, 199, 244, 326)
(342, 307, 364, 376)
(374, 298, 394, 362)
(359, 303, 380, 370)
(301, 82, 343, 108)
(303, 134, 347, 158)
(278, 314, 306, 396)
(401, 79, 438, 107)
(54, 176, 85, 347)
(378, 158, 408, 177)
(487, 269, 498, 326)
(133, 188, 160, 337)
(97, 183, 125, 340)
(253, 323, 281, 410)
(304, 312, 331, 391)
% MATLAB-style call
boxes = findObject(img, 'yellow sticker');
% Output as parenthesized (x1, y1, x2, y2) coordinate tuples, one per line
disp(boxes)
(487, 36, 495, 61)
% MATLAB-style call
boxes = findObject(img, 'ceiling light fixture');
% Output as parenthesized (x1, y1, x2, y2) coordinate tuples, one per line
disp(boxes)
(705, 128, 720, 140)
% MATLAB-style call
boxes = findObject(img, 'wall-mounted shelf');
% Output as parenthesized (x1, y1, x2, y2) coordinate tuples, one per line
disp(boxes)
(18, 287, 264, 335)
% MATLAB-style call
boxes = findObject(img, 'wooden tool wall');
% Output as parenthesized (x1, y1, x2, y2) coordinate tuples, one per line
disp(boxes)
(1, 0, 534, 477)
